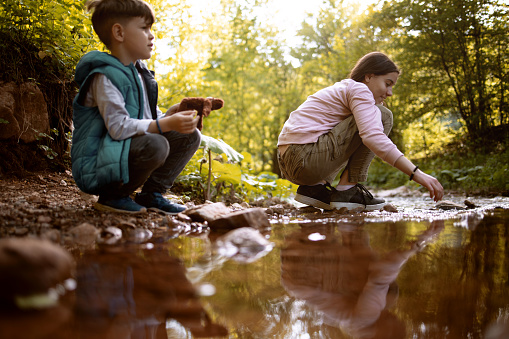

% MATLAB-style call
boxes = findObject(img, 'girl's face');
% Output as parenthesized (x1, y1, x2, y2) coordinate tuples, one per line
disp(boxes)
(363, 72, 399, 105)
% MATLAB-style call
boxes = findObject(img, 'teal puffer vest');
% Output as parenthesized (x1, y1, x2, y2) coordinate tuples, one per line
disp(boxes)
(71, 51, 144, 195)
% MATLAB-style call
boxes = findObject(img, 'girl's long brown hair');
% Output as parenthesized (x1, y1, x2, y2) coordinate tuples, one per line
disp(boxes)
(349, 52, 400, 83)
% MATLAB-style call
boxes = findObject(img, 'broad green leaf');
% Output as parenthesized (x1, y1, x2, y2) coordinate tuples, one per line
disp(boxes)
(201, 135, 244, 163)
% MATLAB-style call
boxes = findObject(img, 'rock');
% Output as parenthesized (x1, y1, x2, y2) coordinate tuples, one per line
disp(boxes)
(116, 220, 136, 230)
(0, 238, 74, 307)
(465, 199, 477, 209)
(14, 227, 29, 236)
(214, 227, 274, 263)
(184, 202, 231, 222)
(40, 229, 61, 244)
(37, 215, 52, 224)
(0, 82, 17, 140)
(351, 206, 366, 213)
(436, 200, 466, 210)
(271, 204, 286, 215)
(299, 206, 321, 213)
(266, 204, 286, 215)
(383, 204, 398, 213)
(0, 82, 50, 143)
(125, 228, 153, 243)
(177, 212, 192, 222)
(333, 207, 349, 214)
(230, 202, 244, 211)
(69, 223, 99, 246)
(208, 208, 270, 230)
(97, 226, 122, 245)
(77, 191, 97, 204)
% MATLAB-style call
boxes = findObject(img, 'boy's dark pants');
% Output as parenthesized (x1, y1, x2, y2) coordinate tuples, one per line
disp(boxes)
(99, 129, 201, 200)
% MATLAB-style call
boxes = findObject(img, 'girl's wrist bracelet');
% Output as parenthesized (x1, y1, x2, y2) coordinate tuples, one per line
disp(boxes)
(155, 118, 163, 134)
(409, 165, 419, 181)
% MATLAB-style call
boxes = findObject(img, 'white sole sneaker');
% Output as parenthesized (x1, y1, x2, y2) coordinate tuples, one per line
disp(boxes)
(364, 202, 386, 211)
(295, 193, 333, 210)
(330, 202, 386, 211)
(330, 202, 364, 210)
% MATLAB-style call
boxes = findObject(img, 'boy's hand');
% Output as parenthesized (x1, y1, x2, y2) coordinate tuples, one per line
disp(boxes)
(165, 103, 180, 116)
(164, 110, 198, 134)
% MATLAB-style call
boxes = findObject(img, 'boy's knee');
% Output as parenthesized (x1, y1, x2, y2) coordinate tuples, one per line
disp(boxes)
(131, 134, 169, 164)
(188, 129, 201, 151)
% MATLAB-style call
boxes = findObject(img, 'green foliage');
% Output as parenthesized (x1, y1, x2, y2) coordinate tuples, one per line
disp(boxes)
(366, 158, 408, 189)
(173, 0, 300, 173)
(292, 0, 385, 87)
(0, 0, 95, 83)
(377, 0, 509, 144)
(430, 141, 509, 193)
(175, 135, 297, 202)
(403, 112, 464, 158)
(1, 0, 507, 197)
(36, 129, 59, 160)
(367, 138, 509, 195)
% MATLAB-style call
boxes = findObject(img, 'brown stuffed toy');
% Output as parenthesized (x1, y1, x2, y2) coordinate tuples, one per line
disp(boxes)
(176, 97, 224, 131)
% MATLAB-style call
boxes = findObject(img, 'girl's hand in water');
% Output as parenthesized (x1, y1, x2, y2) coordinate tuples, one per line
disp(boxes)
(413, 170, 444, 202)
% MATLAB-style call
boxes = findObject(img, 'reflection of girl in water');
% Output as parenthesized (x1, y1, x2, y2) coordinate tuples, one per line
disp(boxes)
(281, 221, 444, 338)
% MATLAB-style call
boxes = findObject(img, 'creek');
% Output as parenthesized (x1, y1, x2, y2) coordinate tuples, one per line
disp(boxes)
(2, 194, 509, 339)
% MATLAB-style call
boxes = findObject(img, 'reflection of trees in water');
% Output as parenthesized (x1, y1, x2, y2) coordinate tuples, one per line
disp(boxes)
(397, 212, 509, 338)
(280, 221, 444, 339)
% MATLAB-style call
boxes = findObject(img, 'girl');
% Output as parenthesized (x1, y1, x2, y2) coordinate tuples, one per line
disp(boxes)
(277, 52, 443, 211)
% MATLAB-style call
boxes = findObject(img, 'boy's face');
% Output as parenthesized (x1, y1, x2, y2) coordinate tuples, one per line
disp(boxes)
(121, 17, 155, 62)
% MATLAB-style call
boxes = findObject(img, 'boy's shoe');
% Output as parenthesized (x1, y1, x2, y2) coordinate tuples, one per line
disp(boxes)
(135, 192, 186, 215)
(295, 183, 334, 210)
(330, 184, 386, 211)
(95, 196, 147, 214)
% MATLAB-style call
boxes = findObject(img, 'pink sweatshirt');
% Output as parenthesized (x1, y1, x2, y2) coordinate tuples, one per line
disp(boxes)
(277, 79, 403, 166)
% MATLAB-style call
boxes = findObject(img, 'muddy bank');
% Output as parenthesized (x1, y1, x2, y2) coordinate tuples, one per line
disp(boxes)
(1, 170, 507, 246)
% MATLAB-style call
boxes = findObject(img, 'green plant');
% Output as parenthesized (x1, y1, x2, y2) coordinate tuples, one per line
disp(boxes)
(0, 0, 95, 83)
(366, 157, 408, 189)
(175, 135, 297, 202)
(36, 129, 58, 160)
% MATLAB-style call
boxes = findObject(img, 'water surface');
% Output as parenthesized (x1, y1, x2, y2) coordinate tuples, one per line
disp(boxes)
(2, 196, 509, 339)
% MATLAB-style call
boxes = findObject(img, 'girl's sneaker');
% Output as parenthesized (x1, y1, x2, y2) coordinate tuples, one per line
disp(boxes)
(330, 184, 386, 211)
(95, 196, 147, 214)
(295, 183, 334, 210)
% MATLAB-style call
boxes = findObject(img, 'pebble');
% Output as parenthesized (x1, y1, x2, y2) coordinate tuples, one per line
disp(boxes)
(69, 223, 99, 246)
(97, 226, 122, 245)
(37, 215, 52, 224)
(436, 200, 466, 210)
(0, 238, 74, 308)
(383, 204, 398, 213)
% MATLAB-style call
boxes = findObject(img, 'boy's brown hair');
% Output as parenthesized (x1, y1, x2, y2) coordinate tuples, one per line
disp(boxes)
(87, 0, 155, 48)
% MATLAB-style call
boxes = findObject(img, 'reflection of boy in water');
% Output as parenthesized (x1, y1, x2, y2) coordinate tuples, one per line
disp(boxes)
(281, 221, 444, 338)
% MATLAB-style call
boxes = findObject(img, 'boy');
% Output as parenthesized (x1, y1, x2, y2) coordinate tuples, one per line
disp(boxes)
(72, 0, 201, 214)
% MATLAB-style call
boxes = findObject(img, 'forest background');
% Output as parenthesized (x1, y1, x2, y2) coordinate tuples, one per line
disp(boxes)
(0, 0, 508, 202)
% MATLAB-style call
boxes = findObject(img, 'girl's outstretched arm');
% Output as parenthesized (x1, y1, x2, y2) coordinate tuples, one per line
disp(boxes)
(394, 156, 444, 202)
